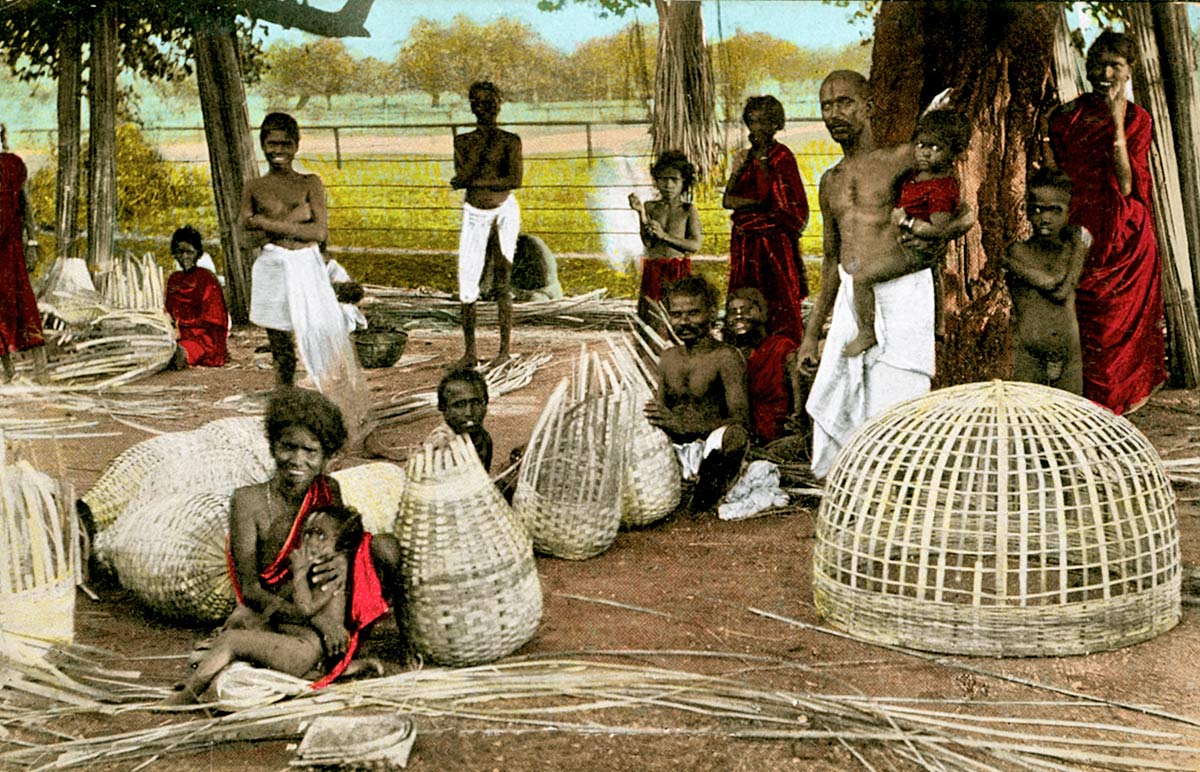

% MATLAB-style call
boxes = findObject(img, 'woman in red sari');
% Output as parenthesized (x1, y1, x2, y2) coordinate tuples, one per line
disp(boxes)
(1048, 31, 1166, 415)
(0, 130, 47, 383)
(723, 95, 810, 344)
(164, 226, 229, 368)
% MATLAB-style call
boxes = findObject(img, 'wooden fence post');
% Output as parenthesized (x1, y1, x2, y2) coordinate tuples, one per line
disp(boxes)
(333, 126, 342, 169)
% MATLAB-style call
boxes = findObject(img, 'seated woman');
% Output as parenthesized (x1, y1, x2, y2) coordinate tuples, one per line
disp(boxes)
(165, 226, 229, 369)
(213, 388, 402, 693)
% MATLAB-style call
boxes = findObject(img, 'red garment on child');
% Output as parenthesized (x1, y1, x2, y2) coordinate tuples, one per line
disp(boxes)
(0, 153, 44, 355)
(639, 256, 692, 302)
(226, 476, 390, 690)
(727, 142, 809, 343)
(897, 173, 959, 222)
(747, 333, 797, 443)
(166, 267, 229, 366)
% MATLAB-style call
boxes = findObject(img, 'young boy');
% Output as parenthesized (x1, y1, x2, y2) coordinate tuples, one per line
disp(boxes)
(165, 505, 383, 704)
(450, 81, 523, 370)
(843, 109, 972, 357)
(629, 150, 703, 326)
(1001, 168, 1089, 394)
(426, 367, 494, 472)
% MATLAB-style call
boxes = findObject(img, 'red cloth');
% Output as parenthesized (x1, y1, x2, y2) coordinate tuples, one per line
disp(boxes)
(728, 142, 809, 343)
(897, 173, 959, 222)
(639, 256, 692, 301)
(224, 476, 389, 689)
(1049, 93, 1167, 414)
(0, 153, 44, 354)
(747, 333, 797, 443)
(166, 267, 228, 366)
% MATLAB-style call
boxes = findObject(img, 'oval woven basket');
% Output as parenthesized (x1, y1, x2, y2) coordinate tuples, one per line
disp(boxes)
(0, 460, 77, 663)
(81, 432, 186, 534)
(813, 380, 1181, 657)
(620, 407, 680, 528)
(330, 461, 408, 535)
(352, 330, 407, 369)
(395, 436, 541, 666)
(105, 490, 236, 623)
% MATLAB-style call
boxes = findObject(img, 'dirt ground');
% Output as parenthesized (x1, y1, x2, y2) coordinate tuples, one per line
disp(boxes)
(7, 321, 1200, 771)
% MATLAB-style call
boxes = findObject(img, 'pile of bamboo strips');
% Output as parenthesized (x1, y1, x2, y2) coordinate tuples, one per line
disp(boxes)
(361, 287, 637, 330)
(96, 252, 166, 312)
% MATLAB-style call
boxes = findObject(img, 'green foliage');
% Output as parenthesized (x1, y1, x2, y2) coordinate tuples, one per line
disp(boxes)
(537, 0, 650, 18)
(261, 38, 357, 109)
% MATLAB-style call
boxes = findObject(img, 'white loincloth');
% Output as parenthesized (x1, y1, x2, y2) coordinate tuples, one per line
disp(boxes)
(457, 195, 520, 303)
(673, 425, 727, 481)
(807, 265, 935, 479)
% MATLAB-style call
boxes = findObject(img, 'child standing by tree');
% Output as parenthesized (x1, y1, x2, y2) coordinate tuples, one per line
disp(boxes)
(165, 505, 387, 704)
(843, 109, 971, 357)
(450, 81, 523, 370)
(629, 150, 702, 326)
(1001, 168, 1089, 394)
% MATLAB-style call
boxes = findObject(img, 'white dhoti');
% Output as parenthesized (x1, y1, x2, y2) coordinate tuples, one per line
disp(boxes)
(457, 195, 520, 303)
(807, 266, 935, 479)
(673, 425, 728, 481)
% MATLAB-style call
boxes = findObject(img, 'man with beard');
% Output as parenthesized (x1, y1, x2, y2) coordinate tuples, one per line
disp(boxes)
(798, 70, 973, 479)
(645, 276, 750, 514)
(724, 287, 797, 445)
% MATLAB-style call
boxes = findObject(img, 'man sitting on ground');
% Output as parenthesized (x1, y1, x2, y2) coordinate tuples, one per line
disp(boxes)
(645, 275, 750, 514)
(724, 287, 797, 445)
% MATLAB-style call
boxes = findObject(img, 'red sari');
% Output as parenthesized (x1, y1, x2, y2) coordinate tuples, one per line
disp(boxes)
(1049, 93, 1167, 414)
(747, 333, 797, 443)
(0, 153, 44, 354)
(727, 142, 809, 343)
(166, 267, 228, 366)
(226, 476, 390, 689)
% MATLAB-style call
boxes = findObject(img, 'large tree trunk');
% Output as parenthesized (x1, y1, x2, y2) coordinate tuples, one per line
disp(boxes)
(652, 0, 719, 180)
(194, 19, 260, 326)
(55, 21, 82, 261)
(87, 0, 118, 274)
(871, 1, 1059, 385)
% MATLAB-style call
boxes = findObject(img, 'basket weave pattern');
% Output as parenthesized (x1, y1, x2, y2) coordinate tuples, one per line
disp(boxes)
(330, 461, 408, 535)
(813, 380, 1181, 657)
(395, 437, 542, 666)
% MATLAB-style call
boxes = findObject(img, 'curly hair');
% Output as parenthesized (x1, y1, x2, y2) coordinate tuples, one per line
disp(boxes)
(260, 112, 300, 145)
(1027, 167, 1073, 198)
(170, 225, 203, 255)
(742, 95, 786, 133)
(1087, 30, 1138, 70)
(915, 109, 972, 156)
(469, 80, 503, 102)
(307, 504, 366, 553)
(437, 367, 489, 412)
(664, 274, 721, 315)
(650, 150, 696, 195)
(264, 387, 347, 456)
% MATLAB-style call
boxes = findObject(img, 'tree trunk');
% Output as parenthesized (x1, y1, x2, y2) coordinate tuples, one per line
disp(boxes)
(87, 0, 118, 274)
(194, 18, 259, 325)
(55, 21, 82, 261)
(652, 0, 719, 181)
(871, 1, 1059, 385)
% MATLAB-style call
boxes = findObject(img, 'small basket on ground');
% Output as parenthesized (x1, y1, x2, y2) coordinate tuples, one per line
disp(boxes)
(513, 345, 631, 558)
(331, 461, 408, 535)
(394, 435, 541, 666)
(813, 380, 1181, 657)
(352, 330, 407, 368)
(0, 452, 78, 664)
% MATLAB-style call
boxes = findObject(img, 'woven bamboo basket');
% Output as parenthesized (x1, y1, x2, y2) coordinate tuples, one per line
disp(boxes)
(513, 345, 632, 558)
(330, 461, 408, 535)
(81, 432, 189, 534)
(608, 337, 680, 527)
(813, 380, 1181, 657)
(352, 330, 408, 368)
(395, 435, 541, 666)
(105, 490, 235, 623)
(0, 455, 78, 664)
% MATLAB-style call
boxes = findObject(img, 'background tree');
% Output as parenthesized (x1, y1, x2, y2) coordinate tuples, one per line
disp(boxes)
(353, 56, 402, 107)
(395, 17, 455, 107)
(711, 30, 801, 122)
(261, 37, 356, 109)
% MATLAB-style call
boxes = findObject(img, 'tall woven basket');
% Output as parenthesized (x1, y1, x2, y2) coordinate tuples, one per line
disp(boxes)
(104, 490, 235, 623)
(395, 435, 541, 666)
(513, 346, 631, 558)
(0, 455, 78, 664)
(813, 380, 1181, 657)
(330, 461, 408, 535)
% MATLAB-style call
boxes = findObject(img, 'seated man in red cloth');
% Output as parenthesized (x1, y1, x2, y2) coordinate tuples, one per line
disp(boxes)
(164, 226, 229, 369)
(725, 287, 797, 445)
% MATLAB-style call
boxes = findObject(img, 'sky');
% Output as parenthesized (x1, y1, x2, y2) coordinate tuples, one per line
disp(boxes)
(262, 0, 874, 57)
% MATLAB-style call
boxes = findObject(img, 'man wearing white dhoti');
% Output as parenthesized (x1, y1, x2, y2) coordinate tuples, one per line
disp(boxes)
(798, 71, 973, 478)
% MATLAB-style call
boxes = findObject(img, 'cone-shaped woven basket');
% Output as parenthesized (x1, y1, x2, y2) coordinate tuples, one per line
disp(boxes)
(813, 380, 1180, 657)
(81, 432, 188, 534)
(395, 435, 541, 666)
(0, 457, 78, 664)
(105, 490, 235, 623)
(513, 345, 631, 558)
(331, 461, 408, 535)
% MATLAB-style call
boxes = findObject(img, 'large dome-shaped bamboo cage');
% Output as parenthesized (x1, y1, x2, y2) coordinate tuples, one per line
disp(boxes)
(813, 380, 1180, 657)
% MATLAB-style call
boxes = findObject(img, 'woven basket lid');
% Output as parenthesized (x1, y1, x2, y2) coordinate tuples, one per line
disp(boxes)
(813, 380, 1181, 657)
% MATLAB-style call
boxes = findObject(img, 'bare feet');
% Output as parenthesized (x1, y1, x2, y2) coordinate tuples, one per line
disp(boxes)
(447, 352, 479, 371)
(485, 351, 513, 370)
(342, 657, 386, 680)
(1045, 359, 1064, 381)
(160, 682, 200, 706)
(842, 332, 877, 358)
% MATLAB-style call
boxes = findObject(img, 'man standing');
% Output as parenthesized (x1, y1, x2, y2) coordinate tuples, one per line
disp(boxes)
(798, 71, 971, 478)
(725, 287, 797, 445)
(450, 81, 523, 370)
(646, 276, 750, 513)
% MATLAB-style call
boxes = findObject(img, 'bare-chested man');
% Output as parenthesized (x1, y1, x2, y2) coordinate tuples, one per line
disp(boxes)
(645, 275, 750, 513)
(450, 81, 523, 370)
(799, 71, 973, 478)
